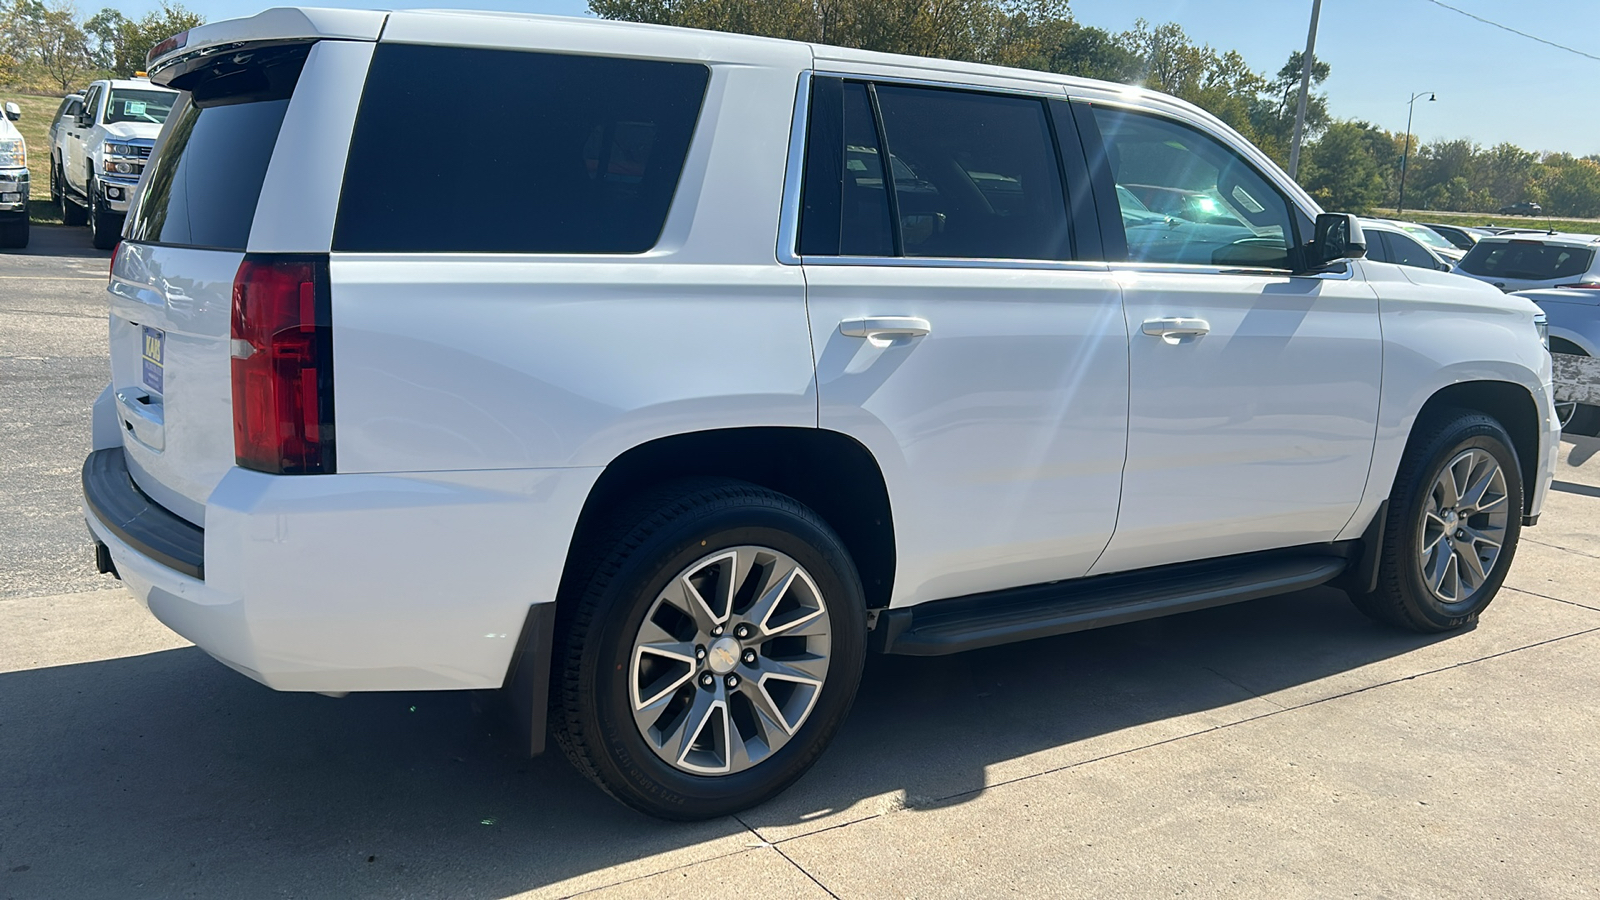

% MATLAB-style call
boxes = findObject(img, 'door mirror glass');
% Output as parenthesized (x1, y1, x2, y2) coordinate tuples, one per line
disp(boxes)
(1309, 213, 1366, 268)
(3, 102, 18, 122)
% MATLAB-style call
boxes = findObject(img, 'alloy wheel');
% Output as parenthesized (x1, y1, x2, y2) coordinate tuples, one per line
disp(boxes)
(1417, 448, 1509, 605)
(628, 545, 832, 776)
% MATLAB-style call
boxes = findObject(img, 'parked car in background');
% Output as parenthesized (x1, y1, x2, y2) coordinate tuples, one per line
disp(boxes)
(88, 6, 1557, 821)
(1498, 201, 1542, 216)
(1358, 218, 1455, 271)
(1456, 233, 1600, 293)
(1516, 286, 1600, 435)
(47, 92, 83, 213)
(53, 78, 179, 249)
(0, 100, 27, 249)
(1424, 222, 1488, 252)
(1387, 220, 1465, 263)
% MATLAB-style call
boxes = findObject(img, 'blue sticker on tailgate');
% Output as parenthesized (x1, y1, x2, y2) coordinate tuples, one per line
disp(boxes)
(142, 326, 164, 393)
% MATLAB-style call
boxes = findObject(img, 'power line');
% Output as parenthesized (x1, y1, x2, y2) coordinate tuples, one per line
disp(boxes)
(1417, 0, 1600, 63)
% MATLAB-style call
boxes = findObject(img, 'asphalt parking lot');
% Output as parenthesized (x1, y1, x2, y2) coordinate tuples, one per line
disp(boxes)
(3, 225, 1599, 898)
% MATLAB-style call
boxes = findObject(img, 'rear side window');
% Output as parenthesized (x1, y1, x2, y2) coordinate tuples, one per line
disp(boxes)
(334, 45, 709, 254)
(1458, 241, 1596, 280)
(126, 45, 308, 251)
(799, 78, 1072, 261)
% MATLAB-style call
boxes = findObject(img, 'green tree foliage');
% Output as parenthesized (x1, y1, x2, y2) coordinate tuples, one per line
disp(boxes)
(1532, 155, 1600, 218)
(1248, 50, 1329, 163)
(3, 0, 92, 90)
(1299, 120, 1392, 213)
(86, 3, 203, 78)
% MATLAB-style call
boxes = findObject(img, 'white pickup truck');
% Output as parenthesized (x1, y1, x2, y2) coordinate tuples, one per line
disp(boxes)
(52, 78, 178, 249)
(0, 100, 26, 248)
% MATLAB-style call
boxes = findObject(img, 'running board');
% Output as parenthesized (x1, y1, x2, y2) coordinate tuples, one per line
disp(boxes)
(873, 550, 1350, 656)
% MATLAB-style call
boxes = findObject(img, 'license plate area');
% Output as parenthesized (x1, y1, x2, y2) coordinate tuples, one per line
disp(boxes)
(142, 326, 164, 394)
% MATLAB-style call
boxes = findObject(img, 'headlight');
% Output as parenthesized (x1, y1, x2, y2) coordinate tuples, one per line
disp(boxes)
(102, 142, 144, 176)
(1534, 312, 1549, 350)
(0, 138, 24, 169)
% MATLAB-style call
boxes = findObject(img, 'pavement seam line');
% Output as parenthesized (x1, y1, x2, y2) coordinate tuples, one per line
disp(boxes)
(733, 811, 842, 897)
(1503, 585, 1600, 614)
(1522, 536, 1600, 560)
(1200, 664, 1288, 710)
(771, 623, 1600, 839)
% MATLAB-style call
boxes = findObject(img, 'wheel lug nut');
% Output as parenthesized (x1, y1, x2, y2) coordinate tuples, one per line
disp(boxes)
(734, 624, 752, 639)
(701, 673, 715, 688)
(742, 649, 757, 664)
(725, 674, 739, 689)
(710, 625, 724, 636)
(695, 646, 707, 660)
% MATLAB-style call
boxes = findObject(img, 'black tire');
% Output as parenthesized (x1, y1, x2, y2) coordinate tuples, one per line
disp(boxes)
(61, 182, 87, 227)
(0, 218, 28, 249)
(49, 156, 60, 205)
(1350, 410, 1523, 632)
(551, 478, 867, 820)
(89, 180, 121, 250)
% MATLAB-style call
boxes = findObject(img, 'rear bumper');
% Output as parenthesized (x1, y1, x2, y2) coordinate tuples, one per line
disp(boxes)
(83, 447, 601, 693)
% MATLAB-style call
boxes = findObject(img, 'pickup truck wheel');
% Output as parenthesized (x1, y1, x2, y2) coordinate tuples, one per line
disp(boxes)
(49, 156, 60, 204)
(552, 479, 866, 820)
(89, 182, 121, 250)
(61, 183, 87, 227)
(1351, 410, 1522, 633)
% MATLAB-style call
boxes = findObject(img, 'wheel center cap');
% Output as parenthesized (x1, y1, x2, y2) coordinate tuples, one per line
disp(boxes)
(707, 636, 741, 675)
(1444, 510, 1459, 527)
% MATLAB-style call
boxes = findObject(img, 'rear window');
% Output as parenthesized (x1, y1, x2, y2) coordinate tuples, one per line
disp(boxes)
(334, 45, 710, 254)
(125, 46, 308, 251)
(1458, 240, 1596, 280)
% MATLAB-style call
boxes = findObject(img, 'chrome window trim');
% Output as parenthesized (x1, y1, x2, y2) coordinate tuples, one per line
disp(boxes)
(1109, 261, 1355, 281)
(802, 255, 1111, 272)
(776, 70, 811, 266)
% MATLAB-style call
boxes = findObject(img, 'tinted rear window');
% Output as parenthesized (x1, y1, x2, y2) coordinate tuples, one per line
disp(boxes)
(334, 45, 710, 254)
(126, 47, 307, 251)
(1458, 241, 1596, 280)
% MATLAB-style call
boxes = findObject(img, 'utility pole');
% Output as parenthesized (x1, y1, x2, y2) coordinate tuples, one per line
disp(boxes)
(1396, 91, 1436, 215)
(1287, 0, 1323, 180)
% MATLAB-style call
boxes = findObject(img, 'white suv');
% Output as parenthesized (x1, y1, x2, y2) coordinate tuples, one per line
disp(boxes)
(52, 77, 179, 249)
(1455, 232, 1600, 293)
(85, 7, 1559, 820)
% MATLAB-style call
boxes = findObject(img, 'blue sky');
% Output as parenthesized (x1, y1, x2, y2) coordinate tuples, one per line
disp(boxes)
(109, 0, 1599, 155)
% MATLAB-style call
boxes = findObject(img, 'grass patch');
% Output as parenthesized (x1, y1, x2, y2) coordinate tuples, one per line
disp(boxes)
(1374, 208, 1599, 235)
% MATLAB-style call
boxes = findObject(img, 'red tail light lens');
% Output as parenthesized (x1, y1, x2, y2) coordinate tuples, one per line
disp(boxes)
(230, 255, 335, 474)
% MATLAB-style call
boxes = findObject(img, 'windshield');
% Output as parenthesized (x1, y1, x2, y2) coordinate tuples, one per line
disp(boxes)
(1400, 224, 1456, 251)
(104, 89, 177, 125)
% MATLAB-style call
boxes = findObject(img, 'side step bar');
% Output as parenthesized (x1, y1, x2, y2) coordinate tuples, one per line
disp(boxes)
(873, 550, 1350, 656)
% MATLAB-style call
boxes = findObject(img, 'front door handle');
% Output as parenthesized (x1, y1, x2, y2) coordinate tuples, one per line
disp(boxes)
(1141, 317, 1210, 344)
(840, 316, 932, 345)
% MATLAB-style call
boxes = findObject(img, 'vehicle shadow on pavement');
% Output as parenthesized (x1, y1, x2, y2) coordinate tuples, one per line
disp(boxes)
(0, 585, 1456, 898)
(0, 222, 111, 258)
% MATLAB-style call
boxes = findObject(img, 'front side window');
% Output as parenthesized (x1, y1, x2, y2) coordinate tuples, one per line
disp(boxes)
(799, 79, 1072, 261)
(335, 45, 709, 254)
(1092, 107, 1297, 268)
(1380, 232, 1438, 269)
(104, 89, 178, 125)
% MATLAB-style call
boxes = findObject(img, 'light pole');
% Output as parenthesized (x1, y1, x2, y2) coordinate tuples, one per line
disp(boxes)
(1287, 0, 1323, 180)
(1396, 91, 1436, 215)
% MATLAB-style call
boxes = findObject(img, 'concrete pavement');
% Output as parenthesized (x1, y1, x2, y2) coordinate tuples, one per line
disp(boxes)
(2, 226, 1598, 898)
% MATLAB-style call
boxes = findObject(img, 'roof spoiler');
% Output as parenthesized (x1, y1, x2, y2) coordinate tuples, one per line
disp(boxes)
(146, 6, 387, 86)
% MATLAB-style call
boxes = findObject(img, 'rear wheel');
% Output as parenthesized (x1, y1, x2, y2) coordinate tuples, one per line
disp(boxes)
(61, 177, 87, 227)
(1350, 410, 1522, 632)
(551, 479, 866, 820)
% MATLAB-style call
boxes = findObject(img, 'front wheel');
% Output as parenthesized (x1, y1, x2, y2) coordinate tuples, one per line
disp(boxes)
(89, 180, 121, 250)
(551, 479, 866, 820)
(1350, 410, 1523, 632)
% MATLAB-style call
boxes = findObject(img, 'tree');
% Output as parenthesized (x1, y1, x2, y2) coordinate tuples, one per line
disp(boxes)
(1249, 51, 1329, 165)
(87, 2, 202, 78)
(1299, 120, 1389, 213)
(1533, 155, 1600, 218)
(6, 0, 92, 90)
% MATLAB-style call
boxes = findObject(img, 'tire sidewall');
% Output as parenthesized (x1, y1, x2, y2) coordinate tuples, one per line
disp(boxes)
(1393, 420, 1523, 629)
(578, 501, 866, 818)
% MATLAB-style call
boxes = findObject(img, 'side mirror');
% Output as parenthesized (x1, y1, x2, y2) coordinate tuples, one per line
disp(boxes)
(2, 102, 18, 122)
(1307, 213, 1367, 269)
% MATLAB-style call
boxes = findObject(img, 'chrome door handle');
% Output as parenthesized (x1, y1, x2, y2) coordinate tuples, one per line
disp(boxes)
(1141, 317, 1210, 343)
(840, 316, 932, 344)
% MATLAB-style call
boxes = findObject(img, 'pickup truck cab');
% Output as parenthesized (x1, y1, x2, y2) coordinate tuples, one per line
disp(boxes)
(0, 101, 27, 248)
(84, 7, 1559, 820)
(54, 78, 178, 249)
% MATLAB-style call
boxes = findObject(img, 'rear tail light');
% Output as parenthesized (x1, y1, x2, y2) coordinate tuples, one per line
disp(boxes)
(230, 255, 335, 474)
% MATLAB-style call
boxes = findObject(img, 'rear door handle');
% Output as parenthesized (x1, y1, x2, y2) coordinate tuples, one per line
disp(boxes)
(1141, 317, 1210, 343)
(840, 316, 932, 344)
